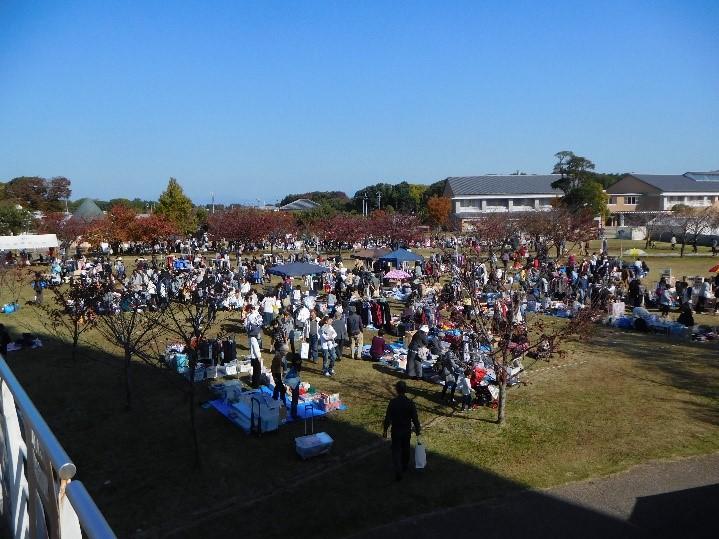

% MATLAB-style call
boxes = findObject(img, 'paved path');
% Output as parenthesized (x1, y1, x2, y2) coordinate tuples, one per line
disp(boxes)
(348, 452, 719, 539)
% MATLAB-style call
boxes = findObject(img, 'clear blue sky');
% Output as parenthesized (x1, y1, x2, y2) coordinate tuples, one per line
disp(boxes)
(1, 0, 717, 204)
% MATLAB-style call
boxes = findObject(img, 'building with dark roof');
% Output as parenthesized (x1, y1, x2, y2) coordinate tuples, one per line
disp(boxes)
(442, 175, 561, 226)
(606, 173, 719, 211)
(72, 199, 104, 222)
(279, 198, 320, 212)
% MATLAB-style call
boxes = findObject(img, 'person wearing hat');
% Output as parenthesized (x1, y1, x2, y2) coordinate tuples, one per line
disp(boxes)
(406, 325, 429, 380)
(347, 305, 364, 359)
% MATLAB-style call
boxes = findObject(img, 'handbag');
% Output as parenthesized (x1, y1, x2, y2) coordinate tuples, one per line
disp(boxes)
(414, 436, 426, 469)
(300, 342, 310, 359)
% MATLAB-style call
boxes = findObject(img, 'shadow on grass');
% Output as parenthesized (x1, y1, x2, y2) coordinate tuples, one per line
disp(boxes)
(593, 328, 719, 427)
(0, 323, 712, 539)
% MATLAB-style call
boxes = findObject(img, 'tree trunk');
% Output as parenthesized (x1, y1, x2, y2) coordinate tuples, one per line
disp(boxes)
(680, 241, 686, 257)
(497, 372, 507, 425)
(124, 348, 133, 410)
(72, 328, 79, 362)
(188, 350, 202, 469)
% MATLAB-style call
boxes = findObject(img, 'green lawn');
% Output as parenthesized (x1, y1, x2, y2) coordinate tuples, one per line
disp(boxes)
(1, 258, 718, 538)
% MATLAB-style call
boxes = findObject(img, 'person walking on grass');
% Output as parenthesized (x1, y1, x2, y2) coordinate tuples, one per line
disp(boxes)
(332, 310, 348, 360)
(271, 344, 289, 403)
(383, 380, 421, 481)
(347, 306, 364, 359)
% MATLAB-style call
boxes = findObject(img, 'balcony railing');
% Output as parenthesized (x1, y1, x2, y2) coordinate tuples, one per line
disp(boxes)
(0, 358, 116, 539)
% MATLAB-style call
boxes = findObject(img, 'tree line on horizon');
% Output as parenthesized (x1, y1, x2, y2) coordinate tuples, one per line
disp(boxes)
(1, 151, 631, 237)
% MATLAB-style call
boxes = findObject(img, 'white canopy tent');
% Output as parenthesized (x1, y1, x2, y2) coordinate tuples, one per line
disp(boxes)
(0, 234, 59, 251)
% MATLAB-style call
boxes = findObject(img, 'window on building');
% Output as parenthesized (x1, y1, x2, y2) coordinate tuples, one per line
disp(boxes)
(458, 199, 480, 209)
(626, 196, 637, 205)
(514, 198, 534, 207)
(609, 196, 617, 204)
(486, 198, 507, 208)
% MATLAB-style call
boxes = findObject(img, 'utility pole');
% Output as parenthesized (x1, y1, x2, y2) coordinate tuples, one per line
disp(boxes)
(211, 192, 215, 214)
(377, 191, 382, 210)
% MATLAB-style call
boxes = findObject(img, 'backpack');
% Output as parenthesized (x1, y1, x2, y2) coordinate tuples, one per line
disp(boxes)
(247, 323, 261, 338)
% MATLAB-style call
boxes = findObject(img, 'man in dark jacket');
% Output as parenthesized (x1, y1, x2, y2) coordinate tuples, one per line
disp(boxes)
(439, 342, 459, 403)
(383, 380, 421, 481)
(347, 306, 364, 359)
(332, 311, 348, 360)
(406, 325, 429, 380)
(271, 344, 289, 403)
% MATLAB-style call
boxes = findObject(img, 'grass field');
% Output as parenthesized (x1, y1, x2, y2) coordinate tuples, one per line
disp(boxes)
(1, 251, 718, 538)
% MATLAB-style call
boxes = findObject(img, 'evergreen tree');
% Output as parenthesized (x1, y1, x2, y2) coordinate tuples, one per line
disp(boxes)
(155, 178, 196, 234)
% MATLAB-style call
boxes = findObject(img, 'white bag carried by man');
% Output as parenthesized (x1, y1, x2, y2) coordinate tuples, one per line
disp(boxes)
(414, 436, 427, 469)
(300, 342, 310, 359)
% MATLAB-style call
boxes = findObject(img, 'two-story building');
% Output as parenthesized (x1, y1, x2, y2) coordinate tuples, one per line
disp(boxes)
(443, 175, 561, 229)
(606, 172, 719, 226)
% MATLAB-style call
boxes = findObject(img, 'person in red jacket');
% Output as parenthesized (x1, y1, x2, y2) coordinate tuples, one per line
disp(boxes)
(370, 329, 387, 361)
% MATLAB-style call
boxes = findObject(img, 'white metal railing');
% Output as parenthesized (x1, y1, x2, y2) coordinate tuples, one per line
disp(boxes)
(0, 358, 116, 539)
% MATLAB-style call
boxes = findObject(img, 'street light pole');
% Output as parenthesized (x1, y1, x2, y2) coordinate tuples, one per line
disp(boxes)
(377, 191, 382, 210)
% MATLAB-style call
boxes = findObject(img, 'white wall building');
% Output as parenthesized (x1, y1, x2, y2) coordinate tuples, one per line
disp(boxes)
(443, 175, 562, 226)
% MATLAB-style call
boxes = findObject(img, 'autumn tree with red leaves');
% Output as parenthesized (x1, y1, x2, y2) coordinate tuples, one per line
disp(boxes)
(426, 196, 452, 229)
(313, 213, 364, 254)
(38, 212, 91, 250)
(368, 210, 422, 248)
(129, 214, 178, 244)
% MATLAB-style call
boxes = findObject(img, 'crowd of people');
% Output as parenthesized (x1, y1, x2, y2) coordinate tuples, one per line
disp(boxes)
(4, 231, 717, 424)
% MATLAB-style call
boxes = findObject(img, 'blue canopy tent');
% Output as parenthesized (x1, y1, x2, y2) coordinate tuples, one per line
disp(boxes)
(266, 262, 330, 278)
(378, 248, 424, 267)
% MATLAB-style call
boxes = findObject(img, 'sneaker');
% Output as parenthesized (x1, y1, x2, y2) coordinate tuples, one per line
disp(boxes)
(324, 372, 331, 377)
(330, 369, 335, 375)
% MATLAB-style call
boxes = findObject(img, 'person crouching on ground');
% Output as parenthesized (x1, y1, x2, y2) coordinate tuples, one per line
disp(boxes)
(383, 380, 421, 481)
(370, 329, 387, 361)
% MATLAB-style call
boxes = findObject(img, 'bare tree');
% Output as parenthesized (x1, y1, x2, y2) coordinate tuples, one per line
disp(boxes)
(92, 283, 165, 410)
(0, 264, 31, 307)
(33, 277, 104, 362)
(149, 295, 219, 468)
(446, 213, 601, 425)
(666, 205, 716, 256)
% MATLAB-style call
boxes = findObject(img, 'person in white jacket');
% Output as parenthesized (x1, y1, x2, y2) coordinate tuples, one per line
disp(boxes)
(457, 368, 473, 411)
(696, 279, 713, 314)
(319, 316, 337, 377)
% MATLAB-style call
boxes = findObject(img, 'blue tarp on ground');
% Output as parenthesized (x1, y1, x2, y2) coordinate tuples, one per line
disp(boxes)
(378, 248, 424, 266)
(209, 385, 347, 432)
(267, 262, 330, 277)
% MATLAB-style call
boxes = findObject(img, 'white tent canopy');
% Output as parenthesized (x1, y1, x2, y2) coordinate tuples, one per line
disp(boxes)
(0, 234, 59, 250)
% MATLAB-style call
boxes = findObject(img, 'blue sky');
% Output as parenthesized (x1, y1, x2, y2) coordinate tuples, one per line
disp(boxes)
(1, 0, 717, 204)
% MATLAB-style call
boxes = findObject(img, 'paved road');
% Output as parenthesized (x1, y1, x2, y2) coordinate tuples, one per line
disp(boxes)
(348, 453, 719, 539)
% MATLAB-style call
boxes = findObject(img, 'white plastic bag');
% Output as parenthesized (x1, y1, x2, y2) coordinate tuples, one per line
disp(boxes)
(300, 342, 310, 359)
(414, 437, 427, 469)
